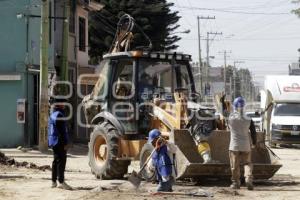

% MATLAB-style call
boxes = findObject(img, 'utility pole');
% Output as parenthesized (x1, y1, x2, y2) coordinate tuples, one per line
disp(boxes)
(61, 0, 70, 94)
(206, 32, 222, 93)
(39, 0, 49, 152)
(219, 50, 231, 96)
(197, 16, 215, 96)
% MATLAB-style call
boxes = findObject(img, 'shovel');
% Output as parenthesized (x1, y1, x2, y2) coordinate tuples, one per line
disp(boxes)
(128, 148, 156, 188)
(265, 144, 280, 160)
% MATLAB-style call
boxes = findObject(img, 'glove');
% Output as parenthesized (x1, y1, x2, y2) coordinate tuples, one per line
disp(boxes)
(155, 137, 166, 149)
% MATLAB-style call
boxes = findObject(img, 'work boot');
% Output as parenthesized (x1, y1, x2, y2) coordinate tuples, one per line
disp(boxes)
(246, 182, 254, 190)
(51, 181, 57, 188)
(157, 180, 173, 192)
(230, 182, 240, 189)
(57, 182, 72, 190)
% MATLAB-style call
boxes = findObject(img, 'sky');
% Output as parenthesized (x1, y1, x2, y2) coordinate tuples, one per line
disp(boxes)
(168, 0, 300, 88)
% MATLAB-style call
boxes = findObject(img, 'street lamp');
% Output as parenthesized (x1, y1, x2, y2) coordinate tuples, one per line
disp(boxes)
(16, 13, 25, 19)
(16, 13, 67, 20)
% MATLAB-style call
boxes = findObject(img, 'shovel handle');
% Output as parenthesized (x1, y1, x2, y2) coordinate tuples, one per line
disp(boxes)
(138, 148, 156, 174)
(151, 191, 205, 197)
(265, 145, 280, 159)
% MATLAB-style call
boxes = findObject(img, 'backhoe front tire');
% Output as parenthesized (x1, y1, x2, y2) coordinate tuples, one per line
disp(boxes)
(88, 122, 130, 179)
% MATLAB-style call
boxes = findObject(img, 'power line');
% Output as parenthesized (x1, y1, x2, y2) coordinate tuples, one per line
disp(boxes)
(186, 0, 197, 18)
(237, 17, 293, 39)
(219, 56, 295, 60)
(214, 58, 293, 63)
(218, 0, 286, 11)
(174, 5, 290, 15)
(175, 0, 193, 28)
(181, 36, 300, 41)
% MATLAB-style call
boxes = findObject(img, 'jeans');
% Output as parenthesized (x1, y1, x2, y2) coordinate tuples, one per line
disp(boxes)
(52, 144, 67, 183)
(229, 151, 253, 185)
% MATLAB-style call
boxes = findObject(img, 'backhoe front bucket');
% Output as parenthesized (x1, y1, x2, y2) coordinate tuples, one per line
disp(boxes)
(170, 130, 282, 180)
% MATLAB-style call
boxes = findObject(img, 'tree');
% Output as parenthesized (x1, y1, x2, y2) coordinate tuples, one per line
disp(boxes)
(89, 0, 181, 63)
(236, 68, 255, 101)
(292, 0, 300, 16)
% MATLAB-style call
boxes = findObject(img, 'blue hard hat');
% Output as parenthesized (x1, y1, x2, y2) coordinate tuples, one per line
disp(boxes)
(233, 96, 245, 109)
(148, 129, 161, 143)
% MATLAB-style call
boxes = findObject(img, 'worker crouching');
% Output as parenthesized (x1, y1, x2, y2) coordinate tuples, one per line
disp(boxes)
(147, 129, 177, 192)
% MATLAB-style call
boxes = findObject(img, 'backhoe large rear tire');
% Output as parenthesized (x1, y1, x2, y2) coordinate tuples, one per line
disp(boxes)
(139, 143, 156, 182)
(88, 122, 130, 179)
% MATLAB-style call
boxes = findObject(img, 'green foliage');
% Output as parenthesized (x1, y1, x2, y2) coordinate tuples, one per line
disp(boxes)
(89, 0, 181, 63)
(292, 0, 300, 17)
(224, 66, 255, 99)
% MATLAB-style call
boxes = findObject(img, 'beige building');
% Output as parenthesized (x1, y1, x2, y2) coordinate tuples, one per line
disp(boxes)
(54, 0, 103, 141)
(54, 0, 103, 82)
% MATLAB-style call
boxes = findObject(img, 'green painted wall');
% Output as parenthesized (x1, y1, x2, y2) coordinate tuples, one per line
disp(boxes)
(0, 80, 24, 147)
(0, 0, 54, 147)
(0, 1, 28, 71)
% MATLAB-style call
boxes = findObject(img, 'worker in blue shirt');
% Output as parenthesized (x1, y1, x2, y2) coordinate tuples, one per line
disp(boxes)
(147, 129, 177, 192)
(48, 99, 72, 190)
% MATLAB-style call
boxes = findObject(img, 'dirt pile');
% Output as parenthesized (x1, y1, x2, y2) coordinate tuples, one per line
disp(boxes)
(0, 151, 51, 171)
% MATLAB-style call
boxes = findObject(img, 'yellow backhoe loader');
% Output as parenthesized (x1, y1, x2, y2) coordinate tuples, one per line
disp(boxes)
(82, 14, 281, 180)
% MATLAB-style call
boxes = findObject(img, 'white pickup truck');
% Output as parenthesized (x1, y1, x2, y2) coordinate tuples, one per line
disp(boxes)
(261, 75, 300, 147)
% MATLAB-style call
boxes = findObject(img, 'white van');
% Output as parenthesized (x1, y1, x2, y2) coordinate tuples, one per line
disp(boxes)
(261, 76, 300, 147)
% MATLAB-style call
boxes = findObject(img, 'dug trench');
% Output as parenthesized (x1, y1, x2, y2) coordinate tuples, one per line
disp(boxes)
(0, 151, 51, 171)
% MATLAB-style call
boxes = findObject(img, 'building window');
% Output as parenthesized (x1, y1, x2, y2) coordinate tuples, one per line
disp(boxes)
(79, 17, 86, 52)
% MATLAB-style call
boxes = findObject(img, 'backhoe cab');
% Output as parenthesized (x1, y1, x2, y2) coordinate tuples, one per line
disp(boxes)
(83, 50, 215, 179)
